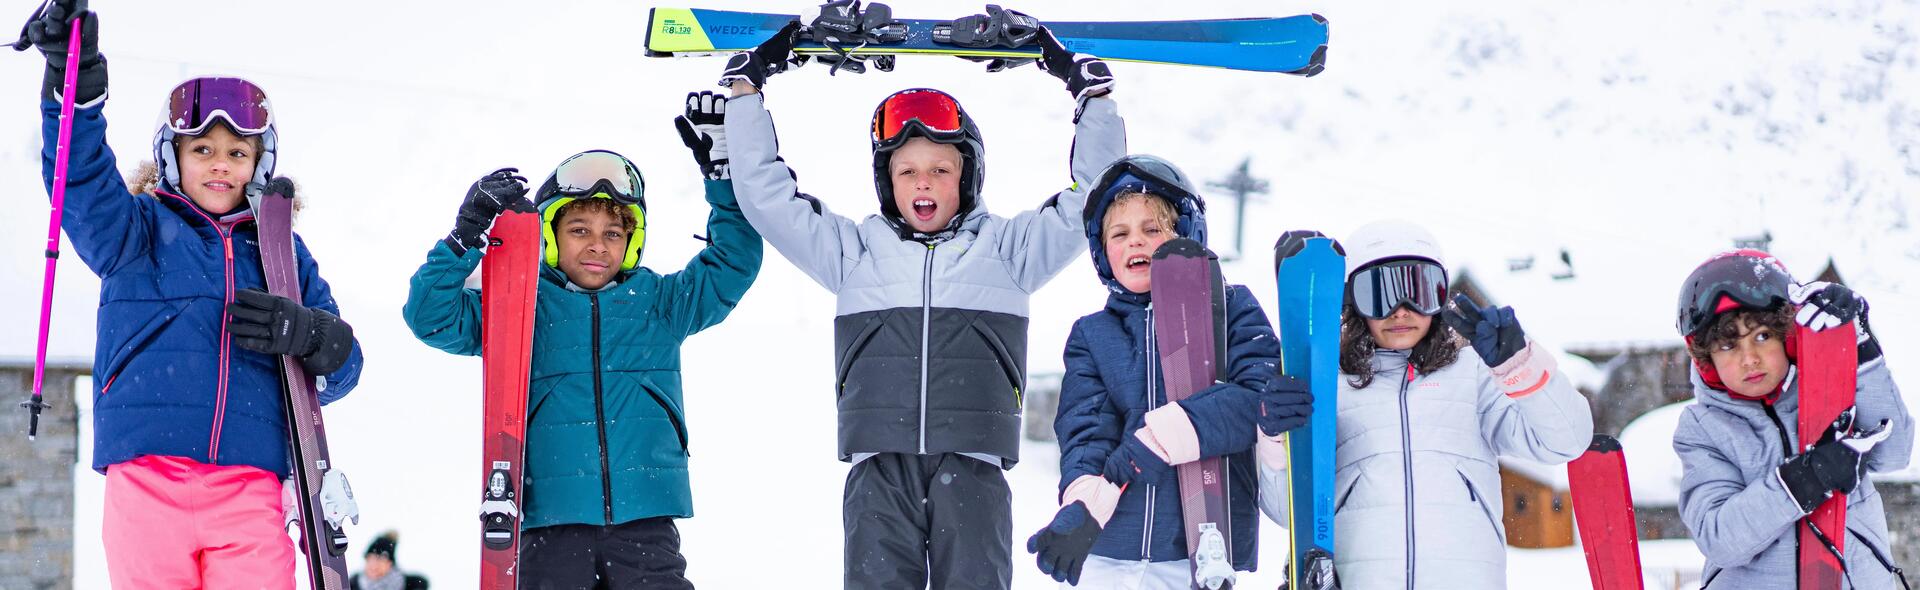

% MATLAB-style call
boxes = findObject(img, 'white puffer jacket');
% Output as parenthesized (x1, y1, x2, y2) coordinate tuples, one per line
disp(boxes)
(1259, 341, 1593, 590)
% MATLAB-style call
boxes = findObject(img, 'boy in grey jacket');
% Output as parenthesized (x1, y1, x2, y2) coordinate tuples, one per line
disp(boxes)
(705, 22, 1126, 590)
(1672, 249, 1913, 588)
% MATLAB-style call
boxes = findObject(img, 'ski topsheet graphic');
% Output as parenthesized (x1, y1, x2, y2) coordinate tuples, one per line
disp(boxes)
(1274, 233, 1344, 590)
(644, 6, 1328, 75)
(1150, 238, 1237, 589)
(1795, 323, 1858, 590)
(1568, 434, 1645, 590)
(479, 210, 541, 590)
(250, 185, 349, 590)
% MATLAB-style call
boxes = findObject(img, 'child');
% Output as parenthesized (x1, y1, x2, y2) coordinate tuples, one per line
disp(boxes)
(22, 4, 365, 587)
(714, 22, 1124, 589)
(349, 532, 430, 590)
(1026, 155, 1314, 587)
(1287, 219, 1593, 589)
(402, 142, 761, 588)
(1671, 249, 1912, 588)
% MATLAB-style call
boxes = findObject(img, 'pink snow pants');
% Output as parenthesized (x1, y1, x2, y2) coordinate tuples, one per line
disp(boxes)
(103, 455, 294, 590)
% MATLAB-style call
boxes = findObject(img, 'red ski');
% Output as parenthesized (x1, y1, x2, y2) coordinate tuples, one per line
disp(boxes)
(479, 211, 541, 590)
(1568, 434, 1644, 590)
(1795, 323, 1858, 590)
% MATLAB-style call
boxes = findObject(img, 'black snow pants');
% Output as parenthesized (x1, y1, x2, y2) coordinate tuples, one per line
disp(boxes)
(521, 516, 693, 590)
(844, 452, 1012, 590)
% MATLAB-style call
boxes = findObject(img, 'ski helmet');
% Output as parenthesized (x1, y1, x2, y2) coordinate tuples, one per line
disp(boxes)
(1342, 219, 1450, 319)
(533, 150, 648, 271)
(151, 77, 278, 195)
(870, 88, 985, 235)
(1674, 249, 1799, 393)
(1080, 155, 1207, 292)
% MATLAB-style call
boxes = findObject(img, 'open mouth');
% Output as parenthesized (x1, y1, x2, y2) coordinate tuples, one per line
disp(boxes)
(204, 180, 234, 192)
(911, 198, 937, 221)
(1125, 254, 1150, 272)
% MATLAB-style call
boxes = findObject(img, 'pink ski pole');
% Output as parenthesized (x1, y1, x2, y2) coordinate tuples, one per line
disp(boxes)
(23, 13, 86, 439)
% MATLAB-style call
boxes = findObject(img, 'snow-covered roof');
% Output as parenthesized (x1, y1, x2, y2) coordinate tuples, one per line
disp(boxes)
(1501, 456, 1571, 492)
(1620, 402, 1691, 508)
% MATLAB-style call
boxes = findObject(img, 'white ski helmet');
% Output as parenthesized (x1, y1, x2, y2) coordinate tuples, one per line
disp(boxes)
(1343, 219, 1446, 279)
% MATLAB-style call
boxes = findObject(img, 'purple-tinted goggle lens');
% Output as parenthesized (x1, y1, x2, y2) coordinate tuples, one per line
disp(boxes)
(165, 78, 273, 136)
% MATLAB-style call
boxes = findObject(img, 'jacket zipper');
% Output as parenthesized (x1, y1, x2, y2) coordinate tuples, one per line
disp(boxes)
(1399, 363, 1417, 590)
(591, 293, 615, 524)
(918, 243, 934, 454)
(1141, 305, 1156, 560)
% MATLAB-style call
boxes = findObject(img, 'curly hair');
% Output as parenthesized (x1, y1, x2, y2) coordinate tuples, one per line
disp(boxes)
(1339, 304, 1462, 388)
(1685, 304, 1795, 364)
(551, 197, 639, 235)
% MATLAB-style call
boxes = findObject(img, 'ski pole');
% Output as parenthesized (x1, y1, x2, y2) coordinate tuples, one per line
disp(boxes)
(23, 12, 87, 439)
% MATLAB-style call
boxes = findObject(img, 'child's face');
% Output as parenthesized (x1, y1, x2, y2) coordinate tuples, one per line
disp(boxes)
(888, 137, 964, 234)
(174, 125, 259, 214)
(1365, 306, 1432, 350)
(1102, 197, 1175, 294)
(1707, 317, 1791, 398)
(554, 206, 629, 290)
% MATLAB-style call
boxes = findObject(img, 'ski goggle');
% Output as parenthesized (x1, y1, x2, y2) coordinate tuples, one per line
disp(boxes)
(871, 88, 965, 145)
(1349, 259, 1449, 319)
(164, 77, 273, 136)
(537, 150, 646, 206)
(1675, 255, 1794, 337)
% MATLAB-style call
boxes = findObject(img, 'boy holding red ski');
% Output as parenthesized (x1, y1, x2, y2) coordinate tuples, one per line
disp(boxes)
(21, 2, 365, 586)
(1671, 250, 1912, 588)
(403, 137, 761, 585)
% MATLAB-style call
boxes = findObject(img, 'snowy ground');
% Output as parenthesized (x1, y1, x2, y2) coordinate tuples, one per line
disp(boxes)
(4, 0, 1915, 587)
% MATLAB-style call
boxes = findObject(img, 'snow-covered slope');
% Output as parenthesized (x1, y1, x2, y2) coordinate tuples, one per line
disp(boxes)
(3, 0, 1913, 587)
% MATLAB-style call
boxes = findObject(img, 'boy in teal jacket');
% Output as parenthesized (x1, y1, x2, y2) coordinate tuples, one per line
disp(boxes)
(403, 130, 760, 587)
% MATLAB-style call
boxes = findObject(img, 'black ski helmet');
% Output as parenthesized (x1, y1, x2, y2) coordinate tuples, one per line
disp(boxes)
(1081, 155, 1208, 292)
(1674, 248, 1798, 392)
(869, 88, 985, 236)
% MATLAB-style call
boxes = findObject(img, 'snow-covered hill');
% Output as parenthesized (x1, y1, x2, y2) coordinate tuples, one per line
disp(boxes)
(3, 0, 1914, 587)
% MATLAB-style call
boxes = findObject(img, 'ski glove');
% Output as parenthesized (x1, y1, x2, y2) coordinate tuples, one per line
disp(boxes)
(674, 91, 730, 180)
(718, 20, 806, 89)
(1257, 374, 1314, 438)
(1036, 27, 1114, 103)
(1790, 281, 1882, 364)
(446, 167, 534, 256)
(1102, 432, 1172, 486)
(1776, 408, 1895, 513)
(15, 0, 106, 104)
(226, 289, 356, 376)
(1442, 293, 1528, 368)
(1027, 501, 1102, 585)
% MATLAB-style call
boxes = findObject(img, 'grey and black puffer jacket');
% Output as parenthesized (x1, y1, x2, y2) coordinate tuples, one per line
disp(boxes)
(725, 93, 1126, 465)
(1674, 356, 1913, 589)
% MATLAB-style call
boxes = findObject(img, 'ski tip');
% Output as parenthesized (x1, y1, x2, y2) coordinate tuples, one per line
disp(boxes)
(1311, 13, 1328, 26)
(1588, 434, 1623, 453)
(1273, 231, 1344, 273)
(1288, 45, 1328, 78)
(1152, 237, 1209, 261)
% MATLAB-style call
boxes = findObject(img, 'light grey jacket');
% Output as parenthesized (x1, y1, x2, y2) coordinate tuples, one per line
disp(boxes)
(1261, 343, 1594, 590)
(1674, 355, 1912, 589)
(723, 92, 1126, 465)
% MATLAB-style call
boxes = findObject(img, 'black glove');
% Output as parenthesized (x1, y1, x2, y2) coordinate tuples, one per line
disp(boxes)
(717, 20, 806, 89)
(445, 168, 532, 256)
(227, 288, 356, 376)
(1102, 430, 1171, 486)
(1442, 293, 1528, 367)
(1036, 27, 1113, 102)
(16, 0, 105, 104)
(1257, 375, 1314, 437)
(1027, 501, 1102, 585)
(674, 91, 730, 180)
(1776, 409, 1895, 513)
(1791, 281, 1881, 365)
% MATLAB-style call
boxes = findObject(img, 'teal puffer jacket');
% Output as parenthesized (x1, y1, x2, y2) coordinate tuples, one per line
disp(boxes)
(404, 179, 762, 528)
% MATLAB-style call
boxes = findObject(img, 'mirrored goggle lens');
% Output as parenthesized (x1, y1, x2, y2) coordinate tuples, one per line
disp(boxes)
(1680, 279, 1787, 335)
(552, 152, 643, 203)
(166, 78, 272, 136)
(873, 90, 963, 143)
(1350, 260, 1448, 319)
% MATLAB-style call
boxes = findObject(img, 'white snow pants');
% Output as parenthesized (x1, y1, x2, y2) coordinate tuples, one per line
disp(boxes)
(1069, 555, 1192, 589)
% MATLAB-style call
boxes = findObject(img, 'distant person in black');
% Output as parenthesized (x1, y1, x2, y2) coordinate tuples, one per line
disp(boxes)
(350, 532, 428, 590)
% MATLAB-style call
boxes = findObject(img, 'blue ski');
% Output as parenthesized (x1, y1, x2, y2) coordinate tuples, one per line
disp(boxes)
(1275, 232, 1344, 590)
